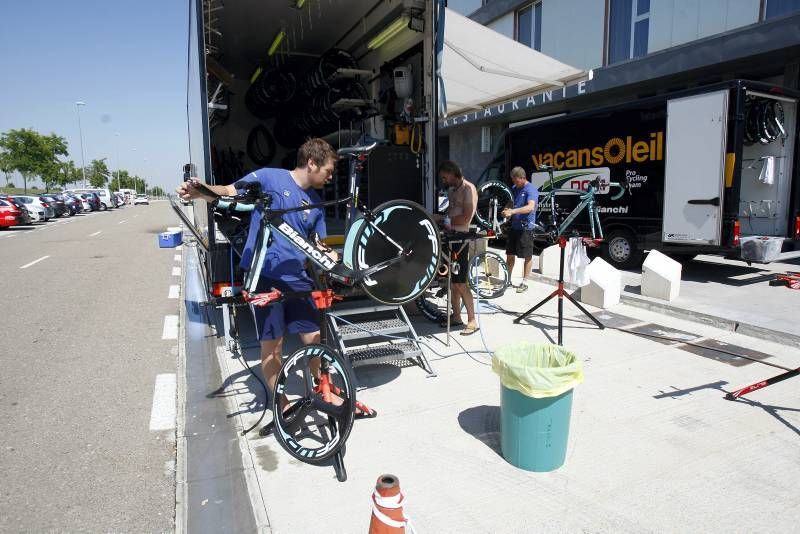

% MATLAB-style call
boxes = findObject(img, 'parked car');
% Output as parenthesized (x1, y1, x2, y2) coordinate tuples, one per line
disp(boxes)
(12, 196, 54, 220)
(84, 193, 102, 212)
(6, 196, 43, 223)
(62, 194, 83, 215)
(40, 195, 68, 218)
(134, 194, 149, 205)
(66, 188, 114, 210)
(43, 194, 71, 217)
(0, 198, 25, 227)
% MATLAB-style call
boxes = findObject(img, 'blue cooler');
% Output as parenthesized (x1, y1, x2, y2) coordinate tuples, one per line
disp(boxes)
(158, 230, 182, 248)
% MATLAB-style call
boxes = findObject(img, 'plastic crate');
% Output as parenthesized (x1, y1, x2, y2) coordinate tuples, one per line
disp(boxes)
(158, 230, 182, 248)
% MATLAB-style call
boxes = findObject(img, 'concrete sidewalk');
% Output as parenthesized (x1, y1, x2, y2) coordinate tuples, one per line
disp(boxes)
(205, 278, 800, 533)
(528, 253, 800, 347)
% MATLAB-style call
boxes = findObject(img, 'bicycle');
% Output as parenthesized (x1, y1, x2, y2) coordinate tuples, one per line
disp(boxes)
(532, 165, 630, 244)
(415, 228, 510, 325)
(192, 143, 441, 481)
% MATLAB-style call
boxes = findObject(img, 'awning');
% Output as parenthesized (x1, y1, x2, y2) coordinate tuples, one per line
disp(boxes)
(441, 7, 584, 116)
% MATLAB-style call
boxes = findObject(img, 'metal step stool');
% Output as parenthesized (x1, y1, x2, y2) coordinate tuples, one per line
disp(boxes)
(327, 303, 435, 377)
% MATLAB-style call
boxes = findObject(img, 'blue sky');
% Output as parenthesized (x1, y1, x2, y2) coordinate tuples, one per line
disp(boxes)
(0, 0, 192, 191)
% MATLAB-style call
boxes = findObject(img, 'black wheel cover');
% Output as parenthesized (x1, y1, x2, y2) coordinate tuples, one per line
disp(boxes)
(351, 200, 440, 305)
(475, 181, 513, 230)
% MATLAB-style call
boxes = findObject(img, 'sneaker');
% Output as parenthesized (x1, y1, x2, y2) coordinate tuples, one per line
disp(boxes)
(516, 282, 529, 293)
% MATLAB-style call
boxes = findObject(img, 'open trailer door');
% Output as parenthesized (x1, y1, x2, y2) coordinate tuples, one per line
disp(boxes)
(662, 89, 729, 246)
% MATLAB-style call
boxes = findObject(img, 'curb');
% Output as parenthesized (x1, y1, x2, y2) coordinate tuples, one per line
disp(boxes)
(526, 272, 800, 349)
(174, 241, 188, 534)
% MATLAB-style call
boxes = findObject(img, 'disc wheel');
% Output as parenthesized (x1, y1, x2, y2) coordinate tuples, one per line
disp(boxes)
(350, 200, 440, 305)
(468, 251, 510, 299)
(475, 181, 513, 230)
(272, 344, 356, 464)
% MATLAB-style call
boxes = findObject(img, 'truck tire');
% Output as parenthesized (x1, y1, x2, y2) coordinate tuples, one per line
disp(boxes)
(602, 229, 641, 270)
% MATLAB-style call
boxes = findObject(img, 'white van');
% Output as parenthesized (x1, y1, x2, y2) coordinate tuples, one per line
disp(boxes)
(67, 188, 115, 210)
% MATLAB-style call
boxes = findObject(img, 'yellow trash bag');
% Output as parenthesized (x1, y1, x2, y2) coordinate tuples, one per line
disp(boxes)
(491, 342, 584, 398)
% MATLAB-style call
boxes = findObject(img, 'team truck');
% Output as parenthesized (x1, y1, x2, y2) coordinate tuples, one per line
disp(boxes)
(504, 79, 800, 269)
(182, 0, 442, 298)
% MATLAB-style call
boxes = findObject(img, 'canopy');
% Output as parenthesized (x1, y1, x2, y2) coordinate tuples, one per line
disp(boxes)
(441, 7, 584, 116)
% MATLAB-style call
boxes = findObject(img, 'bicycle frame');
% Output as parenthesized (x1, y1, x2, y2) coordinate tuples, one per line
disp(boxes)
(214, 195, 408, 293)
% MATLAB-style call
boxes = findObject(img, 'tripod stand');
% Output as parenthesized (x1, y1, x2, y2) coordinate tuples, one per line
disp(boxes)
(513, 236, 604, 345)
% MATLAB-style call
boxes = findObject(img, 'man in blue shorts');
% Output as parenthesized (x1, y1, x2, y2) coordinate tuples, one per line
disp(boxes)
(502, 166, 538, 293)
(177, 138, 338, 428)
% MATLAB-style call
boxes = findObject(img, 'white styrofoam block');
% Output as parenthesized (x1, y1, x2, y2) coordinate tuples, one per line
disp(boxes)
(580, 257, 621, 308)
(641, 249, 682, 301)
(539, 241, 573, 281)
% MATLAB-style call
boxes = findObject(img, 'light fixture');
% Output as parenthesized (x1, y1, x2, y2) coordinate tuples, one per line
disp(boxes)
(268, 30, 285, 56)
(295, 0, 306, 8)
(367, 15, 410, 49)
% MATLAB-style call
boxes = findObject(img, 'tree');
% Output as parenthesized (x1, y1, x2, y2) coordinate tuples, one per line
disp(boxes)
(56, 160, 78, 189)
(0, 150, 12, 188)
(88, 158, 110, 188)
(0, 129, 43, 193)
(38, 133, 68, 191)
(0, 129, 68, 193)
(149, 186, 165, 197)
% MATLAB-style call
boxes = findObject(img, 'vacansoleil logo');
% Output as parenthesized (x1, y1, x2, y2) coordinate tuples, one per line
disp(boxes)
(531, 132, 664, 170)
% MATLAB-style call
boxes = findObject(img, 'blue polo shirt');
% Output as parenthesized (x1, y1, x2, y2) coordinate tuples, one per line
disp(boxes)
(511, 182, 539, 230)
(235, 168, 326, 282)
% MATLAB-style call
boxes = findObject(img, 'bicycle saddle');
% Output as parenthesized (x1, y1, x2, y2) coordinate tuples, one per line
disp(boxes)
(336, 141, 378, 157)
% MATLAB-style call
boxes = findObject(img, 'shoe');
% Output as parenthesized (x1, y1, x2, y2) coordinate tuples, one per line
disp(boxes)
(516, 283, 529, 293)
(460, 324, 480, 336)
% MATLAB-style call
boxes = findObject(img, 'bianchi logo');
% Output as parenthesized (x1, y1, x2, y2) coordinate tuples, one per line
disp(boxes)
(278, 221, 336, 270)
(597, 206, 629, 214)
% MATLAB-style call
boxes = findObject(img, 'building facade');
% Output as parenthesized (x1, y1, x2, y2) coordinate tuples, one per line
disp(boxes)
(442, 0, 800, 182)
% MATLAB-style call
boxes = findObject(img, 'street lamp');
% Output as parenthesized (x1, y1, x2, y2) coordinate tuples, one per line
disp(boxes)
(75, 101, 88, 188)
(115, 132, 122, 195)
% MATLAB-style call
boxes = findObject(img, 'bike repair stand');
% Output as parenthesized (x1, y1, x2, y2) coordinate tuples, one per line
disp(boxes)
(513, 236, 604, 346)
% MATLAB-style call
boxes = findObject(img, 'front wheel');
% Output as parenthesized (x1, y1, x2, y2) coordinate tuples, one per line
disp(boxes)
(602, 229, 642, 270)
(272, 344, 356, 464)
(475, 181, 513, 230)
(348, 200, 440, 305)
(100, 203, 107, 211)
(468, 251, 510, 299)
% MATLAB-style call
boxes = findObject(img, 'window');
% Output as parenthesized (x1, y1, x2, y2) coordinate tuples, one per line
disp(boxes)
(481, 126, 492, 153)
(515, 2, 542, 51)
(765, 0, 800, 18)
(608, 0, 649, 64)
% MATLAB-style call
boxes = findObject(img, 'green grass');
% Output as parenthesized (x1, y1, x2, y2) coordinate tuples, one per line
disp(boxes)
(0, 186, 60, 195)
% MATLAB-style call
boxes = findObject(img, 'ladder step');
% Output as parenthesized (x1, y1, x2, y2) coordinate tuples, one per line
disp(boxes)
(330, 304, 398, 316)
(337, 318, 410, 341)
(345, 342, 422, 367)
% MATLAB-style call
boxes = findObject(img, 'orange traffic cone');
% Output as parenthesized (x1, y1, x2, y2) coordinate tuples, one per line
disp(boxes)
(368, 474, 414, 534)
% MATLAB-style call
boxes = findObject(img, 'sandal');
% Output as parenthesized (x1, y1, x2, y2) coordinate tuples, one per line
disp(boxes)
(460, 324, 480, 336)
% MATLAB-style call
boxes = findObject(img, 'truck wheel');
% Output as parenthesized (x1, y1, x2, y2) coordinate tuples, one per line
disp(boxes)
(602, 229, 641, 270)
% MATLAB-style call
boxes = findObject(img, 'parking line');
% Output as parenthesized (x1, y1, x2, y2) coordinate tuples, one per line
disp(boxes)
(20, 256, 49, 269)
(162, 315, 179, 340)
(149, 373, 176, 431)
(175, 245, 183, 251)
(173, 254, 181, 262)
(168, 285, 180, 299)
(89, 231, 102, 237)
(118, 220, 127, 224)
(172, 266, 181, 276)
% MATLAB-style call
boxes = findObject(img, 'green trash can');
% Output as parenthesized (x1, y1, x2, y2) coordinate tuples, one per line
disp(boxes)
(492, 342, 583, 472)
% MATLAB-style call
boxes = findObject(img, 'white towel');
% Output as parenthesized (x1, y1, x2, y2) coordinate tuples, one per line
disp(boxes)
(757, 156, 775, 185)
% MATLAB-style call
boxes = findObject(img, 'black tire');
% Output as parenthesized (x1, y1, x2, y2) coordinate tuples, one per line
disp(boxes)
(474, 181, 513, 230)
(468, 251, 510, 299)
(349, 200, 441, 305)
(602, 229, 642, 270)
(272, 344, 356, 464)
(246, 125, 277, 166)
(100, 203, 107, 212)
